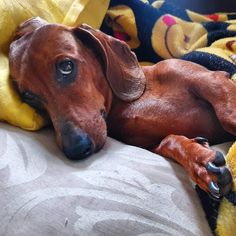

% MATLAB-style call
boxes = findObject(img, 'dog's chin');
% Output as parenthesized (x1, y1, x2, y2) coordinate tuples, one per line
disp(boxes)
(94, 137, 107, 154)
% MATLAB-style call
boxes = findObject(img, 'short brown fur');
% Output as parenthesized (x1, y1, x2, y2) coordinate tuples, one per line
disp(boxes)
(9, 18, 236, 197)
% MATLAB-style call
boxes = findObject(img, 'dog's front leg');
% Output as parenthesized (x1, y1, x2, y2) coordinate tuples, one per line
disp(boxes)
(153, 135, 232, 198)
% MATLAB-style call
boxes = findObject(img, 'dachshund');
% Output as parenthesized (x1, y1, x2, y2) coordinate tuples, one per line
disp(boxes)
(9, 17, 236, 198)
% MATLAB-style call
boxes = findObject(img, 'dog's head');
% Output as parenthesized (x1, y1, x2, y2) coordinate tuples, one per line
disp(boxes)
(9, 17, 146, 160)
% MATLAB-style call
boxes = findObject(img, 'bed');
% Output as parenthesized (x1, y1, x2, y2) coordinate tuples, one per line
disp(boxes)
(1, 122, 226, 236)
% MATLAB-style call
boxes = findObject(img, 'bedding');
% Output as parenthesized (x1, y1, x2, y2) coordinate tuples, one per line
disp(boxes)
(0, 123, 213, 236)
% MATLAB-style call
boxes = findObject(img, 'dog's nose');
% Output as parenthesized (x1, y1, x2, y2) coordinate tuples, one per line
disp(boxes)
(61, 125, 94, 160)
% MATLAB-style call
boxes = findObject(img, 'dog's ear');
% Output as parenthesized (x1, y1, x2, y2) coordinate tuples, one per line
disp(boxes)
(10, 17, 48, 83)
(73, 24, 146, 102)
(13, 17, 47, 40)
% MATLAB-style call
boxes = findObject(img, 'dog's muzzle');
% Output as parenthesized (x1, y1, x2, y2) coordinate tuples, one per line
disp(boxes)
(61, 122, 95, 160)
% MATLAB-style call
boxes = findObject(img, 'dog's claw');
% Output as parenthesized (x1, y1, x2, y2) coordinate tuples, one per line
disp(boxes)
(206, 162, 221, 174)
(213, 151, 226, 166)
(218, 167, 233, 196)
(218, 167, 232, 183)
(207, 162, 233, 197)
(194, 137, 209, 145)
(209, 181, 220, 198)
(206, 159, 233, 197)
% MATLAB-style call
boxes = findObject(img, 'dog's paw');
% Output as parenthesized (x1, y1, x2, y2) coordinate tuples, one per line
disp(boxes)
(154, 135, 233, 198)
(190, 137, 232, 199)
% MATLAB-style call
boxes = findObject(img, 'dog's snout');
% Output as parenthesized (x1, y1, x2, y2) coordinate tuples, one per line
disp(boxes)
(61, 124, 94, 160)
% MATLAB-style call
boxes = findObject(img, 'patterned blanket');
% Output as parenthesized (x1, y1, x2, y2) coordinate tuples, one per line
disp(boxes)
(101, 1, 236, 235)
(102, 0, 236, 78)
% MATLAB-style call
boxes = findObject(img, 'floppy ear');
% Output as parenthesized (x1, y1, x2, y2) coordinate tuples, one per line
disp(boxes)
(10, 17, 48, 86)
(13, 17, 47, 40)
(73, 24, 146, 102)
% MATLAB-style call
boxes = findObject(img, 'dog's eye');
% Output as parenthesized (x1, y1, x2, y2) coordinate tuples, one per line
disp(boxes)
(55, 58, 77, 86)
(21, 91, 44, 110)
(58, 60, 74, 75)
(23, 91, 35, 100)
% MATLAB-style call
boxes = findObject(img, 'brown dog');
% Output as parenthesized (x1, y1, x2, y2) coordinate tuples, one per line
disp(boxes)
(9, 17, 235, 198)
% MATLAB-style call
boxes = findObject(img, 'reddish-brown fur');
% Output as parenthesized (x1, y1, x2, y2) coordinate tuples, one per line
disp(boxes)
(9, 17, 235, 197)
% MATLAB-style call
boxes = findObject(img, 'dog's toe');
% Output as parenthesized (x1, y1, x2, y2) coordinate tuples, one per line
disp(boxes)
(213, 151, 226, 166)
(206, 160, 232, 198)
(217, 166, 232, 197)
